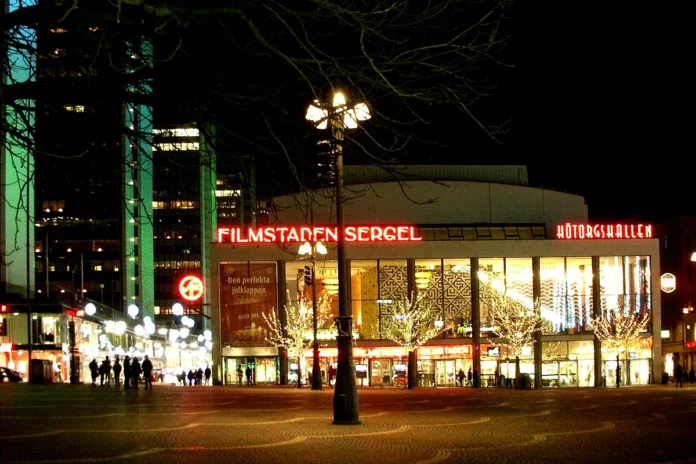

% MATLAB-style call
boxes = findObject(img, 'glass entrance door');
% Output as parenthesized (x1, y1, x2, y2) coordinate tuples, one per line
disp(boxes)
(255, 357, 277, 385)
(559, 361, 578, 387)
(435, 360, 456, 386)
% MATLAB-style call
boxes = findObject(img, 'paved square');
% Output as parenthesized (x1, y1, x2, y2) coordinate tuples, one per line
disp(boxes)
(1, 384, 694, 463)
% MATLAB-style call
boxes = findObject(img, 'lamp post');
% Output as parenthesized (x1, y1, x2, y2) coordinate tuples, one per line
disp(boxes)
(299, 241, 328, 390)
(306, 91, 370, 424)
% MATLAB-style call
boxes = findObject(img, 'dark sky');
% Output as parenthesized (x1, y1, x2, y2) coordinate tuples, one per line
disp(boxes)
(511, 3, 692, 221)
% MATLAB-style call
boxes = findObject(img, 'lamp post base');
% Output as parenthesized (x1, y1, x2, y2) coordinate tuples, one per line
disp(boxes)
(333, 332, 360, 425)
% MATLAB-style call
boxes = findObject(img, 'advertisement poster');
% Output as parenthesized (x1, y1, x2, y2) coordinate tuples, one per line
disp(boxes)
(220, 263, 277, 347)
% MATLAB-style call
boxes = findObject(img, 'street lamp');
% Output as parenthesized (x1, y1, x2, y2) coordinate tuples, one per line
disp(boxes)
(306, 90, 370, 424)
(298, 240, 328, 390)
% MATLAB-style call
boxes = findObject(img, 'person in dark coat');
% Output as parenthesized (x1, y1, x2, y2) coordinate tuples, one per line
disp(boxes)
(123, 356, 131, 389)
(89, 359, 98, 386)
(112, 356, 122, 387)
(142, 355, 153, 390)
(204, 366, 211, 385)
(131, 358, 142, 390)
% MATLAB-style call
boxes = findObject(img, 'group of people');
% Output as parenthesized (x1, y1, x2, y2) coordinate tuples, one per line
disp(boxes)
(674, 363, 695, 388)
(177, 367, 212, 386)
(88, 355, 154, 390)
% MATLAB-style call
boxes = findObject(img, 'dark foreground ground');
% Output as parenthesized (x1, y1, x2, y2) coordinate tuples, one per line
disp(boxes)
(1, 383, 695, 464)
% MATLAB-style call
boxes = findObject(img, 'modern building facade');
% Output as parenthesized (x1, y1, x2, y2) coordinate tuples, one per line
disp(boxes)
(655, 216, 696, 378)
(209, 166, 661, 388)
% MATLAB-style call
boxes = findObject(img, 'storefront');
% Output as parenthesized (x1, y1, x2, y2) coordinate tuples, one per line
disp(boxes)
(209, 172, 662, 387)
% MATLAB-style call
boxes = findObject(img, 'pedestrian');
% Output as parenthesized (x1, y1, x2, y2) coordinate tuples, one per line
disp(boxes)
(89, 359, 98, 386)
(180, 370, 187, 386)
(188, 369, 195, 386)
(472, 369, 479, 388)
(104, 356, 112, 385)
(616, 355, 621, 388)
(123, 356, 131, 389)
(237, 365, 243, 385)
(142, 355, 153, 390)
(675, 363, 684, 388)
(196, 367, 203, 385)
(245, 366, 252, 386)
(467, 367, 472, 387)
(131, 357, 142, 390)
(113, 356, 122, 387)
(99, 358, 108, 386)
(204, 366, 211, 385)
(457, 368, 465, 387)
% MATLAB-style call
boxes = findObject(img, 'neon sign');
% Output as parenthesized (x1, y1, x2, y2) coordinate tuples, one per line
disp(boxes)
(556, 223, 653, 240)
(179, 276, 204, 301)
(217, 225, 422, 244)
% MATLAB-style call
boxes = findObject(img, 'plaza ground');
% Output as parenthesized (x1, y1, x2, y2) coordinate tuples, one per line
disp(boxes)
(1, 383, 695, 464)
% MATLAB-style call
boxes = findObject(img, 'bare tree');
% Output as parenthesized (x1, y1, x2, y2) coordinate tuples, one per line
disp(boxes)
(592, 308, 650, 386)
(262, 293, 332, 382)
(378, 292, 449, 389)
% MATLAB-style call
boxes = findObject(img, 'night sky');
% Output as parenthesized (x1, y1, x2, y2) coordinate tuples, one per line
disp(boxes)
(511, 4, 692, 221)
(151, 3, 691, 222)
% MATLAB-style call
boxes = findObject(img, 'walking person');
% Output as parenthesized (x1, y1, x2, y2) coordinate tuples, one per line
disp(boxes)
(204, 366, 211, 386)
(99, 358, 108, 386)
(104, 356, 112, 385)
(236, 365, 243, 385)
(245, 366, 252, 386)
(188, 369, 195, 386)
(123, 356, 131, 389)
(89, 359, 98, 386)
(616, 355, 621, 388)
(457, 369, 465, 387)
(142, 355, 153, 390)
(196, 367, 204, 386)
(113, 356, 122, 387)
(467, 367, 472, 387)
(131, 357, 142, 390)
(675, 363, 684, 388)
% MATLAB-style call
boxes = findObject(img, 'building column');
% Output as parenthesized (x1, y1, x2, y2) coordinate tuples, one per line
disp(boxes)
(407, 259, 416, 298)
(533, 257, 543, 389)
(1, 0, 36, 299)
(277, 260, 288, 385)
(471, 258, 481, 386)
(650, 255, 662, 383)
(199, 125, 217, 332)
(592, 256, 602, 387)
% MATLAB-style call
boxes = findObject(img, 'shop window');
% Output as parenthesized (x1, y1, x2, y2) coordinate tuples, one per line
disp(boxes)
(505, 258, 534, 319)
(93, 264, 102, 271)
(378, 259, 408, 336)
(415, 258, 443, 325)
(443, 259, 471, 338)
(351, 260, 378, 339)
(478, 258, 504, 337)
(566, 257, 593, 331)
(540, 257, 569, 334)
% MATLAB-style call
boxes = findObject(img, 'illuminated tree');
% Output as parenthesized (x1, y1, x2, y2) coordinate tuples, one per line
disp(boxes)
(379, 293, 449, 389)
(485, 289, 543, 358)
(262, 293, 332, 362)
(592, 308, 650, 386)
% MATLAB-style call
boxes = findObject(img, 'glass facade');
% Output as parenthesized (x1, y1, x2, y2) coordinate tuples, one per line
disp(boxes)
(228, 253, 655, 387)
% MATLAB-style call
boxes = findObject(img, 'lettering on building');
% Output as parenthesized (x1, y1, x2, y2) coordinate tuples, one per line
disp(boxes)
(555, 223, 653, 240)
(217, 225, 422, 244)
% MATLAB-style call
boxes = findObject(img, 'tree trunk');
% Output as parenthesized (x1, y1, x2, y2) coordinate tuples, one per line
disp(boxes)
(408, 350, 417, 389)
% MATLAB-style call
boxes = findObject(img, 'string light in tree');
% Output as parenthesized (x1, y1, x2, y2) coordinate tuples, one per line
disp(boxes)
(483, 284, 545, 357)
(262, 292, 332, 359)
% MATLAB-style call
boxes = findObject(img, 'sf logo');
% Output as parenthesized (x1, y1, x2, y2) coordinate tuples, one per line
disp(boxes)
(179, 276, 204, 301)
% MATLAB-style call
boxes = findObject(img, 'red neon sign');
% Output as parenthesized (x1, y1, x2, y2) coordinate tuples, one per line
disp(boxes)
(179, 276, 204, 301)
(556, 223, 653, 240)
(216, 225, 422, 244)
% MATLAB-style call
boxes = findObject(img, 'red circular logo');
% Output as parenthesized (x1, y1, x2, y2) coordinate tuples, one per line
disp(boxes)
(179, 276, 204, 301)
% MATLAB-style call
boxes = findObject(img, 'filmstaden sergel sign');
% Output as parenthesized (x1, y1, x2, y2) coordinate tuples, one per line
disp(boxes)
(556, 223, 653, 240)
(217, 225, 422, 243)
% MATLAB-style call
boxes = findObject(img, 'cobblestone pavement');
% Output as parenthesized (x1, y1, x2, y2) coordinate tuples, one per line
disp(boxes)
(1, 383, 695, 464)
